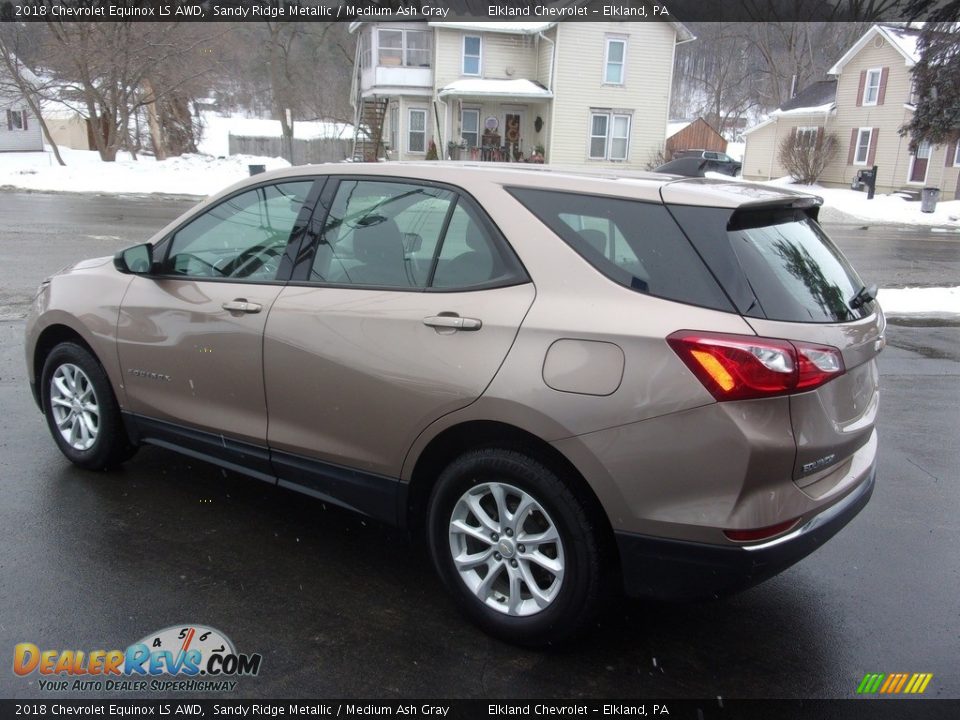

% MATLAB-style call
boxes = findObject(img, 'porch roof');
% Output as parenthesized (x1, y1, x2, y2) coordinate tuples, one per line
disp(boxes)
(438, 78, 553, 100)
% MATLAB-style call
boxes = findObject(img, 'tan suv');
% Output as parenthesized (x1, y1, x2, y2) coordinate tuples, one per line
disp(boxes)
(25, 164, 882, 645)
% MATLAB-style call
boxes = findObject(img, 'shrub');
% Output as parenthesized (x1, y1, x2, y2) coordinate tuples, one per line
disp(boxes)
(778, 129, 839, 184)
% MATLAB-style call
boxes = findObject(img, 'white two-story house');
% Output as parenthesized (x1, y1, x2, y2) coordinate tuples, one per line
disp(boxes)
(349, 20, 693, 167)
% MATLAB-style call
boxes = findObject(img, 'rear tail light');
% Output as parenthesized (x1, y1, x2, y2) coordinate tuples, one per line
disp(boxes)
(667, 330, 844, 401)
(724, 518, 800, 543)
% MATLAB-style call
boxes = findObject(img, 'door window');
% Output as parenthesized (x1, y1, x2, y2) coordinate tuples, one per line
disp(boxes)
(308, 180, 525, 290)
(164, 181, 313, 280)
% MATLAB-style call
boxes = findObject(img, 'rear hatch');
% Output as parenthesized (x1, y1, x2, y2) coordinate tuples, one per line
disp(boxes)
(664, 183, 884, 492)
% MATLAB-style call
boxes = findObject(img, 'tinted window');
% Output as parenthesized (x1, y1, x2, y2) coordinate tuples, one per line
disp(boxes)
(165, 182, 312, 280)
(310, 180, 525, 290)
(727, 209, 872, 323)
(507, 187, 732, 311)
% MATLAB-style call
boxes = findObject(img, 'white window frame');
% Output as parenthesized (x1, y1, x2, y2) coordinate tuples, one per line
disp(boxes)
(407, 108, 427, 154)
(377, 28, 431, 68)
(7, 109, 28, 131)
(853, 127, 873, 165)
(360, 30, 372, 69)
(953, 141, 960, 168)
(603, 37, 627, 86)
(796, 126, 820, 147)
(462, 35, 482, 76)
(863, 68, 882, 106)
(460, 108, 480, 149)
(588, 111, 632, 161)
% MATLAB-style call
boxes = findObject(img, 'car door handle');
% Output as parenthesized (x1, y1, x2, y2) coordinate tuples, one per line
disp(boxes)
(222, 299, 262, 314)
(423, 315, 482, 331)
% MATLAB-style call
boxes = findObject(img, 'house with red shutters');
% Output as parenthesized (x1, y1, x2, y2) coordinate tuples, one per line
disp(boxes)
(742, 24, 960, 198)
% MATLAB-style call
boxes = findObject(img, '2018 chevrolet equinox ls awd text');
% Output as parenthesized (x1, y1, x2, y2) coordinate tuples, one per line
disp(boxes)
(26, 164, 882, 645)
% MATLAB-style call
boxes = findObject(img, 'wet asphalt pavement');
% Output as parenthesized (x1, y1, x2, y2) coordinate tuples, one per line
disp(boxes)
(0, 191, 957, 699)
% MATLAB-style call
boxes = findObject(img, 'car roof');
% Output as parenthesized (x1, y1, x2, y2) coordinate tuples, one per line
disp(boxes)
(210, 161, 818, 212)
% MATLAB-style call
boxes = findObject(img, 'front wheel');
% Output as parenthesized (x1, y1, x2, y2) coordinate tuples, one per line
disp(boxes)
(41, 342, 136, 470)
(427, 449, 607, 646)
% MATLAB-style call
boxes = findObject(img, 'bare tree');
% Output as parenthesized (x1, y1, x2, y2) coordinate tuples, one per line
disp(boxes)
(778, 129, 840, 184)
(42, 21, 215, 161)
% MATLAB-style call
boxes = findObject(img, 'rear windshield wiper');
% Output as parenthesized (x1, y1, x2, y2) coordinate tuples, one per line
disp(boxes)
(849, 284, 877, 310)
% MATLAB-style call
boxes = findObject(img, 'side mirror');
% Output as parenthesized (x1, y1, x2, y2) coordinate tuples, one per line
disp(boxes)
(114, 243, 154, 275)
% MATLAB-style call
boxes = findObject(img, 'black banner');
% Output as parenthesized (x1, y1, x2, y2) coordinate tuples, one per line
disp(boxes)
(2, 700, 960, 720)
(0, 0, 954, 23)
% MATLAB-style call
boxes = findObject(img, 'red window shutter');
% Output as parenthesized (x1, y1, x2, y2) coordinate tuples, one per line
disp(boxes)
(877, 67, 889, 105)
(856, 70, 867, 106)
(847, 128, 859, 164)
(6, 110, 12, 131)
(22, 111, 28, 131)
(946, 141, 957, 167)
(866, 128, 879, 166)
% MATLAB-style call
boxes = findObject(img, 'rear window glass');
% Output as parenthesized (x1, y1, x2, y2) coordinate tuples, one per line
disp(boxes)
(727, 209, 873, 323)
(507, 188, 732, 311)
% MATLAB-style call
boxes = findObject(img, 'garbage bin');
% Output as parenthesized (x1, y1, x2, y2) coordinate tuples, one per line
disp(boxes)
(248, 164, 266, 176)
(921, 187, 940, 213)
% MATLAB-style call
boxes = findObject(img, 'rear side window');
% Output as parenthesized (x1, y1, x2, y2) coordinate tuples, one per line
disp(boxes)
(727, 209, 872, 323)
(507, 187, 732, 311)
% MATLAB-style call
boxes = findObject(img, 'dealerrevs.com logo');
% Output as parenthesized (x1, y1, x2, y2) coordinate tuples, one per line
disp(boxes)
(14, 624, 262, 692)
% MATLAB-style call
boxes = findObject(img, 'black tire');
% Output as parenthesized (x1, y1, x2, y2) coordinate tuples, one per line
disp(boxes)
(427, 448, 606, 647)
(40, 342, 136, 470)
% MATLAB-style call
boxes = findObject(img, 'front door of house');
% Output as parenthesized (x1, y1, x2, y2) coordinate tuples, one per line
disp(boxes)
(503, 112, 523, 161)
(909, 140, 931, 183)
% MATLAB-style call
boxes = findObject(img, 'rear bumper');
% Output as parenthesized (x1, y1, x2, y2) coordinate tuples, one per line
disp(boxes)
(615, 466, 875, 600)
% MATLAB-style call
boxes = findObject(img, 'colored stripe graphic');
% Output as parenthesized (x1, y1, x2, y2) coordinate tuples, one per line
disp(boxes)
(858, 672, 933, 694)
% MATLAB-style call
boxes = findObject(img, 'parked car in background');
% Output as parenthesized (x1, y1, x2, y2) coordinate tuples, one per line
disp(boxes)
(661, 149, 742, 176)
(26, 163, 881, 646)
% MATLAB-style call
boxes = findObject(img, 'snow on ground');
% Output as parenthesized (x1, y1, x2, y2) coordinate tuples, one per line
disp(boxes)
(0, 147, 289, 196)
(878, 286, 960, 317)
(198, 112, 357, 157)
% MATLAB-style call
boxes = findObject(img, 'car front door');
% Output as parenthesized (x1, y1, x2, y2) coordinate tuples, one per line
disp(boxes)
(116, 179, 317, 469)
(262, 178, 535, 520)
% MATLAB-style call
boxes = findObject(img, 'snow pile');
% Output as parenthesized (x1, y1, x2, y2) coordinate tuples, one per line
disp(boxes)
(878, 286, 960, 318)
(763, 178, 960, 227)
(0, 148, 290, 196)
(199, 112, 357, 158)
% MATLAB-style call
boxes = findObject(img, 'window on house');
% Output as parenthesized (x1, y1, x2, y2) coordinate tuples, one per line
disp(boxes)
(360, 31, 372, 69)
(461, 109, 480, 148)
(463, 35, 481, 76)
(589, 112, 631, 161)
(604, 38, 626, 85)
(909, 80, 919, 106)
(796, 127, 820, 147)
(378, 30, 403, 66)
(864, 68, 882, 105)
(854, 128, 873, 165)
(388, 105, 398, 155)
(955, 142, 960, 168)
(408, 109, 426, 153)
(6, 109, 28, 131)
(405, 30, 430, 67)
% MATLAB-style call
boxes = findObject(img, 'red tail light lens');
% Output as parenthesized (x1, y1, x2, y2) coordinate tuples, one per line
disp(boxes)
(724, 518, 800, 543)
(667, 331, 844, 401)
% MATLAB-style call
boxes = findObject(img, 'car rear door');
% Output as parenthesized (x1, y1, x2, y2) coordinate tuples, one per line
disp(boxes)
(262, 177, 534, 521)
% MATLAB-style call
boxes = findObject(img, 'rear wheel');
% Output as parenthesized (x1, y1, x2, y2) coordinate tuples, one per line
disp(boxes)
(41, 342, 136, 470)
(427, 448, 606, 646)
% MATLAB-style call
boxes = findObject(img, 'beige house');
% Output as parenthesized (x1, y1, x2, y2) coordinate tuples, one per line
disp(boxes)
(743, 25, 960, 198)
(349, 20, 693, 168)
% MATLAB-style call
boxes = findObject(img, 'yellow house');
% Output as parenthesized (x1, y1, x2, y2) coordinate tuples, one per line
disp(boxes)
(743, 25, 960, 198)
(349, 20, 694, 168)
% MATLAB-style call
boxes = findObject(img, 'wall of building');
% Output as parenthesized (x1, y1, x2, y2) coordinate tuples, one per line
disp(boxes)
(549, 22, 674, 168)
(0, 90, 43, 152)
